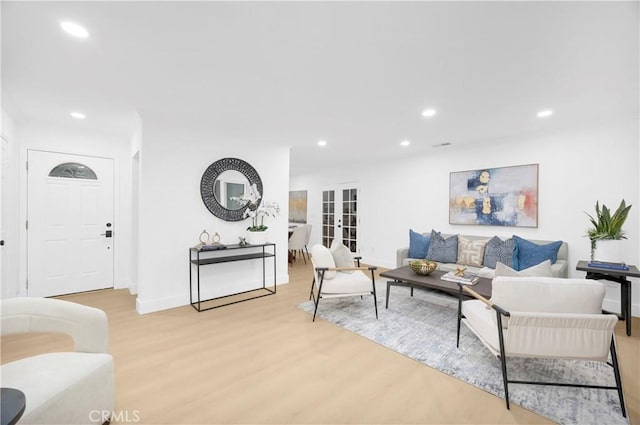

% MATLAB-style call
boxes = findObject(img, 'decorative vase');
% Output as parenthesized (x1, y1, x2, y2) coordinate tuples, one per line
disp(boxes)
(246, 230, 267, 245)
(592, 239, 624, 263)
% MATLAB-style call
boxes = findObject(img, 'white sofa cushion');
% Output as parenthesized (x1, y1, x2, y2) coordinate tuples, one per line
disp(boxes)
(495, 260, 553, 277)
(330, 239, 355, 272)
(311, 244, 337, 279)
(490, 277, 606, 314)
(1, 352, 113, 424)
(318, 270, 374, 295)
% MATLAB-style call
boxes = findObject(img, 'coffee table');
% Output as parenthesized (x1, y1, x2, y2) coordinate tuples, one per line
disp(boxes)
(380, 266, 492, 309)
(1, 388, 26, 425)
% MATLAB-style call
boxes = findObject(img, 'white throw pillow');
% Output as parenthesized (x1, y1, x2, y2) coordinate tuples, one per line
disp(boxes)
(330, 239, 355, 273)
(457, 236, 488, 267)
(310, 244, 336, 279)
(495, 260, 553, 277)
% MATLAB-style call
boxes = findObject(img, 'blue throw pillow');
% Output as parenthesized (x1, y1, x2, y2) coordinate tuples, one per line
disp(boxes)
(408, 229, 430, 258)
(426, 230, 458, 263)
(483, 236, 515, 269)
(512, 235, 563, 271)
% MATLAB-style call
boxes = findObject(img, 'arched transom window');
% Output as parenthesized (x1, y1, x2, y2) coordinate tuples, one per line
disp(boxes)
(48, 162, 98, 180)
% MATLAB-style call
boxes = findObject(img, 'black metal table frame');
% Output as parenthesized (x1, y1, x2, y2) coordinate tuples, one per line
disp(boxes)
(189, 243, 276, 312)
(576, 260, 639, 336)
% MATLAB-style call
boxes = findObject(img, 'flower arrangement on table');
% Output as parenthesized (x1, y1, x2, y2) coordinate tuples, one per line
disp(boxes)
(231, 184, 280, 232)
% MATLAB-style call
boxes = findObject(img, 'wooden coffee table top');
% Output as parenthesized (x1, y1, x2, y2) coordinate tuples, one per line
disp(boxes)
(380, 266, 492, 299)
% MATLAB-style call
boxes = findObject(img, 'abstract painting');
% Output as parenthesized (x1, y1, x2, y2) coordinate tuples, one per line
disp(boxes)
(289, 190, 308, 223)
(449, 164, 538, 227)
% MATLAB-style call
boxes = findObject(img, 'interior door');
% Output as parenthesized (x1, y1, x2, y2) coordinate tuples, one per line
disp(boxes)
(0, 136, 8, 291)
(27, 150, 114, 297)
(321, 185, 359, 252)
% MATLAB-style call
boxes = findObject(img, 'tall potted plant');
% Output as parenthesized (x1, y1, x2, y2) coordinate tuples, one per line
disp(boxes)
(585, 199, 632, 262)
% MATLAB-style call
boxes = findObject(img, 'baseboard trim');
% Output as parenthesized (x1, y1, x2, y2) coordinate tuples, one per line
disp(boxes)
(602, 298, 640, 318)
(136, 294, 188, 315)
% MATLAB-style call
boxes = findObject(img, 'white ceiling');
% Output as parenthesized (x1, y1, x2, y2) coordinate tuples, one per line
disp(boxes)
(2, 1, 638, 176)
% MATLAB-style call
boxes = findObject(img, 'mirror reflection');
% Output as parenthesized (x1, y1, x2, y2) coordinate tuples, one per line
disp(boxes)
(213, 170, 249, 210)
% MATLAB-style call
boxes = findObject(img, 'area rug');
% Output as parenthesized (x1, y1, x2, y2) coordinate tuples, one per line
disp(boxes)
(298, 284, 628, 425)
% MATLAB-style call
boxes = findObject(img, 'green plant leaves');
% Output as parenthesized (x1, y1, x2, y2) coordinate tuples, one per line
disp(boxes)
(585, 199, 632, 246)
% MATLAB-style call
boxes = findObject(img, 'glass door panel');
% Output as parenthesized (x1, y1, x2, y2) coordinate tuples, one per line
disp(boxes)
(321, 186, 359, 252)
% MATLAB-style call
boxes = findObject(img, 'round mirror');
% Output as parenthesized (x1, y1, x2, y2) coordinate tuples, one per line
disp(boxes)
(200, 158, 263, 221)
(213, 170, 250, 211)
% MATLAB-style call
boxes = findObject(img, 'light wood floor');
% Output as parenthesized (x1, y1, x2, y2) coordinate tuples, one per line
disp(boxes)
(2, 260, 638, 425)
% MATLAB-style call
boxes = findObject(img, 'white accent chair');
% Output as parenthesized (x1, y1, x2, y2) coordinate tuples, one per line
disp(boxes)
(1, 297, 115, 424)
(303, 224, 312, 257)
(456, 277, 625, 417)
(309, 243, 378, 321)
(288, 225, 309, 264)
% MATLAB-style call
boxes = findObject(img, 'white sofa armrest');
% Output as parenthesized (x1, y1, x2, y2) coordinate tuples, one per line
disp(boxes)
(1, 297, 109, 354)
(396, 247, 410, 268)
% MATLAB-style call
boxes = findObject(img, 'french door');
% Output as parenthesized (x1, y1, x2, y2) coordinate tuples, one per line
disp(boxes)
(27, 150, 114, 297)
(321, 185, 359, 253)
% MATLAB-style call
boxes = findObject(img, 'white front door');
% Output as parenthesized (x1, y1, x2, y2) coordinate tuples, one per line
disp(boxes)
(321, 185, 359, 253)
(0, 136, 8, 292)
(27, 150, 114, 297)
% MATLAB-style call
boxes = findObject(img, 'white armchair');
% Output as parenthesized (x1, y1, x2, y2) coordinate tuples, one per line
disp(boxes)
(456, 277, 626, 417)
(308, 243, 378, 321)
(1, 297, 114, 424)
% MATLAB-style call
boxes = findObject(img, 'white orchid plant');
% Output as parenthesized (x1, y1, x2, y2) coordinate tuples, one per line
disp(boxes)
(231, 184, 280, 232)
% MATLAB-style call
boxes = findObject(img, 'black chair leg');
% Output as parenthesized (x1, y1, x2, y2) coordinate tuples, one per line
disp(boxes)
(371, 274, 378, 319)
(496, 313, 510, 410)
(610, 338, 627, 418)
(456, 284, 463, 348)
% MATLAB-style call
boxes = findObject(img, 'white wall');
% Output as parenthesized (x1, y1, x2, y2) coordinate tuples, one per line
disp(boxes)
(16, 125, 133, 296)
(1, 109, 20, 297)
(291, 117, 640, 316)
(135, 128, 290, 314)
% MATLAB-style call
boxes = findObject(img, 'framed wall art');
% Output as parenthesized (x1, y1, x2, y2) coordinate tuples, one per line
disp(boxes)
(289, 190, 308, 223)
(449, 164, 538, 227)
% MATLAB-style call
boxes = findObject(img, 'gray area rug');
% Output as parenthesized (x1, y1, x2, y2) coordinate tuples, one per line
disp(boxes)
(298, 283, 628, 425)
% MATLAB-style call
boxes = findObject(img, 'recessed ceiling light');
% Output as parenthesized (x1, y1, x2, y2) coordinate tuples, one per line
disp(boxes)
(317, 140, 327, 147)
(537, 109, 553, 118)
(70, 112, 86, 119)
(421, 108, 437, 118)
(60, 21, 89, 38)
(400, 140, 411, 147)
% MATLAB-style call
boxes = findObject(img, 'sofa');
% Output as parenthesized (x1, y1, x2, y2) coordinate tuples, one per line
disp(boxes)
(0, 297, 114, 424)
(397, 230, 568, 278)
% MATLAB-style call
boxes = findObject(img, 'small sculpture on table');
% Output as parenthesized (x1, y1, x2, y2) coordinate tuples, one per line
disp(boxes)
(454, 266, 467, 277)
(238, 236, 248, 246)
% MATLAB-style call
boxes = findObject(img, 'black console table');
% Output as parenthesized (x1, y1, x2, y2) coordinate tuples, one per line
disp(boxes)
(189, 243, 276, 312)
(576, 260, 639, 336)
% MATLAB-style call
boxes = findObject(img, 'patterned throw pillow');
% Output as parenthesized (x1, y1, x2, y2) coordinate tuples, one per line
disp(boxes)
(426, 231, 458, 263)
(512, 235, 563, 270)
(457, 236, 488, 267)
(408, 229, 430, 258)
(483, 236, 515, 269)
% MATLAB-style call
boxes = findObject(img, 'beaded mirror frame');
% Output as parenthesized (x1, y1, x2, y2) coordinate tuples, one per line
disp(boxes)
(200, 158, 263, 221)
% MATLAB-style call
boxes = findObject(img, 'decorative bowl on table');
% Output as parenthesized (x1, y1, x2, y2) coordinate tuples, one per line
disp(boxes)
(409, 260, 438, 275)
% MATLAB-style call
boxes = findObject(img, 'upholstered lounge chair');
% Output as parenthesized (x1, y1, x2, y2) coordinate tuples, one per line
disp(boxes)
(457, 276, 626, 417)
(309, 243, 378, 321)
(1, 297, 114, 424)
